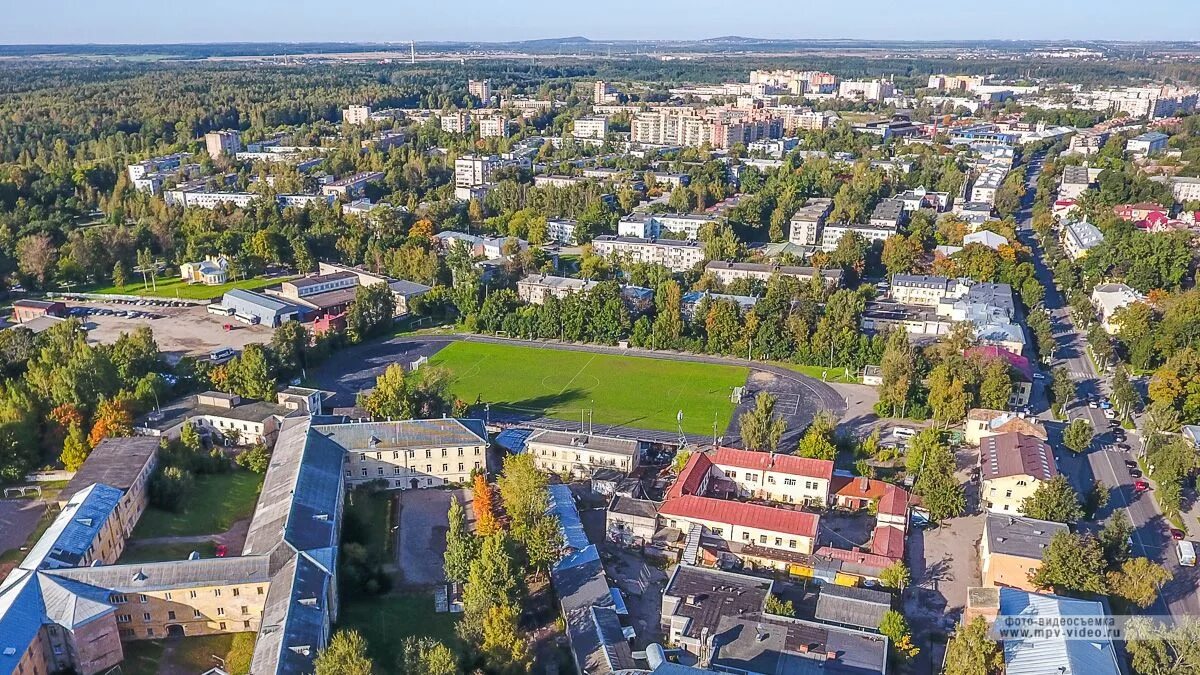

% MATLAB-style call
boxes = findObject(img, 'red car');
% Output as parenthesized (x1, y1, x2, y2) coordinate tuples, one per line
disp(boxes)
(1171, 528, 1186, 541)
(215, 544, 228, 558)
(1133, 480, 1151, 493)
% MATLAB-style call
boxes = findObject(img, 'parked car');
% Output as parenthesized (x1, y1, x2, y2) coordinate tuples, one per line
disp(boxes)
(1124, 460, 1138, 469)
(1129, 468, 1143, 479)
(1033, 372, 1046, 380)
(1171, 528, 1186, 541)
(1134, 479, 1151, 493)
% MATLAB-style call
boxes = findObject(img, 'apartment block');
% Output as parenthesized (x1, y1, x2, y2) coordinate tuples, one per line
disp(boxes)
(320, 171, 384, 200)
(572, 115, 608, 139)
(342, 105, 371, 124)
(441, 111, 470, 134)
(479, 116, 509, 138)
(590, 235, 706, 272)
(467, 79, 492, 102)
(516, 274, 598, 304)
(204, 130, 242, 158)
(704, 261, 843, 288)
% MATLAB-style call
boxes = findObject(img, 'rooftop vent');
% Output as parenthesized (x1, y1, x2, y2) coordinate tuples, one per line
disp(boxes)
(132, 570, 148, 582)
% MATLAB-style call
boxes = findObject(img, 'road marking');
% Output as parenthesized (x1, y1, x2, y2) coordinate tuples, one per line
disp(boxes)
(558, 353, 597, 395)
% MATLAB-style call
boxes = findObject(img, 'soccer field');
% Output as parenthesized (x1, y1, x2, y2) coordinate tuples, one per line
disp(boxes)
(429, 341, 749, 436)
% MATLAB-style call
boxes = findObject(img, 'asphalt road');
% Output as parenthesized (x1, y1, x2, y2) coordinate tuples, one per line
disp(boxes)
(310, 332, 848, 448)
(1017, 153, 1199, 618)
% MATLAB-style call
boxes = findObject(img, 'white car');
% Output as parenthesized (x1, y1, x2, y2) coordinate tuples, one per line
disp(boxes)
(1033, 373, 1045, 380)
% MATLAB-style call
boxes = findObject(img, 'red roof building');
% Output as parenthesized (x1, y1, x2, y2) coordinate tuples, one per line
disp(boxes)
(658, 494, 819, 542)
(980, 432, 1058, 482)
(830, 476, 890, 510)
(869, 524, 906, 559)
(711, 446, 835, 481)
(965, 345, 1033, 382)
(876, 484, 911, 519)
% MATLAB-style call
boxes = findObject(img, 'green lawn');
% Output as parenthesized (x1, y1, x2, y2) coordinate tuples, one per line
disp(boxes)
(430, 341, 748, 435)
(85, 274, 289, 300)
(121, 634, 248, 675)
(339, 593, 458, 668)
(131, 471, 263, 539)
(343, 490, 394, 560)
(119, 540, 218, 564)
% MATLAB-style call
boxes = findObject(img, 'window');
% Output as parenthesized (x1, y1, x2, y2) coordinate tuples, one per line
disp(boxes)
(458, 463, 464, 472)
(726, 470, 737, 479)
(441, 449, 447, 457)
(442, 464, 448, 472)
(241, 606, 249, 615)
(194, 610, 202, 618)
(789, 540, 797, 549)
(167, 611, 176, 620)
(361, 468, 368, 477)
(375, 452, 382, 460)
(244, 620, 252, 629)
(774, 537, 782, 546)
(767, 476, 776, 484)
(747, 474, 758, 482)
(475, 461, 481, 469)
(164, 592, 172, 600)
(189, 591, 197, 599)
(147, 628, 155, 637)
(117, 614, 131, 624)
(393, 451, 400, 460)
(425, 449, 431, 458)
(139, 594, 148, 603)
(475, 447, 481, 455)
(377, 468, 384, 476)
(426, 465, 432, 473)
(219, 622, 227, 630)
(257, 587, 265, 595)
(759, 535, 767, 544)
(214, 589, 222, 597)
(784, 478, 796, 487)
(217, 607, 225, 616)
(112, 594, 128, 603)
(394, 467, 401, 475)
(741, 531, 750, 540)
(1016, 480, 1027, 486)
(711, 527, 723, 536)
(344, 469, 351, 477)
(232, 588, 240, 597)
(1005, 490, 1013, 498)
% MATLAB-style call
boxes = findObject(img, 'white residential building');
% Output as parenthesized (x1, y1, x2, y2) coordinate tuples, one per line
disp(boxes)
(820, 222, 897, 252)
(479, 116, 509, 138)
(572, 116, 608, 139)
(528, 430, 640, 479)
(789, 197, 833, 246)
(517, 274, 598, 304)
(838, 80, 895, 102)
(1062, 219, 1104, 260)
(704, 261, 843, 288)
(342, 105, 372, 125)
(545, 219, 578, 245)
(617, 213, 716, 240)
(590, 236, 706, 272)
(1091, 283, 1145, 334)
(468, 79, 492, 102)
(441, 111, 470, 134)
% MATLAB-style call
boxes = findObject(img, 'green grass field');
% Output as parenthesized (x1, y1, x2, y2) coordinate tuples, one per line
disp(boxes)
(430, 342, 748, 435)
(86, 275, 289, 300)
(131, 471, 263, 539)
(339, 593, 458, 667)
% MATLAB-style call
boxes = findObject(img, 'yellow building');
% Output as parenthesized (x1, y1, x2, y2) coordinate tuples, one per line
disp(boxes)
(964, 409, 1048, 446)
(980, 514, 1067, 591)
(315, 418, 490, 489)
(528, 430, 640, 479)
(980, 432, 1059, 515)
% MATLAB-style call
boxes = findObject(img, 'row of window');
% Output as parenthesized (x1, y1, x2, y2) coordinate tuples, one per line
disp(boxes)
(111, 587, 264, 604)
(724, 470, 817, 490)
(118, 605, 254, 624)
(355, 447, 481, 461)
(346, 461, 481, 478)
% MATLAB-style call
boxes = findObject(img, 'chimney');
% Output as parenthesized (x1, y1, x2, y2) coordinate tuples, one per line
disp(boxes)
(859, 476, 869, 492)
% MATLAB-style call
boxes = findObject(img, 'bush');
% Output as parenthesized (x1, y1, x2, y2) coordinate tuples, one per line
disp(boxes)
(149, 465, 194, 512)
(235, 443, 271, 474)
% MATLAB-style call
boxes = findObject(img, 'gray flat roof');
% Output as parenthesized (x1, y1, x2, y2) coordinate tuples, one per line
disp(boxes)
(985, 513, 1068, 558)
(60, 436, 160, 501)
(528, 429, 639, 457)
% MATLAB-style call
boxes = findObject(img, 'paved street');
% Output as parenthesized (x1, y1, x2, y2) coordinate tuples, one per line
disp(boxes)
(1017, 152, 1200, 618)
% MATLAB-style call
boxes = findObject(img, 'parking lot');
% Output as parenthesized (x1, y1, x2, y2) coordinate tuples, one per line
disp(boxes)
(62, 299, 274, 363)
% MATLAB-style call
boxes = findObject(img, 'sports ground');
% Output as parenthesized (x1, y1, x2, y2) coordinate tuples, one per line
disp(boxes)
(429, 341, 749, 436)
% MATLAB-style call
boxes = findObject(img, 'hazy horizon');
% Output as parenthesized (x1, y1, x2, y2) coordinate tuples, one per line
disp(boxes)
(2, 0, 1199, 45)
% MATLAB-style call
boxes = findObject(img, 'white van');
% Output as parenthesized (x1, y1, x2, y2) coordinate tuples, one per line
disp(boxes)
(892, 426, 917, 439)
(1178, 540, 1196, 567)
(209, 348, 235, 364)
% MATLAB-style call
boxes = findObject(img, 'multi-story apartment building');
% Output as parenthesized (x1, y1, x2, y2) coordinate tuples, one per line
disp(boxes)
(516, 274, 598, 304)
(838, 80, 895, 102)
(704, 261, 843, 288)
(467, 79, 492, 102)
(926, 74, 986, 91)
(479, 116, 509, 138)
(1062, 219, 1104, 260)
(820, 221, 897, 252)
(318, 418, 489, 489)
(590, 235, 706, 272)
(617, 213, 717, 240)
(527, 430, 640, 479)
(545, 219, 578, 244)
(59, 436, 160, 539)
(1068, 130, 1110, 155)
(971, 167, 1007, 204)
(1127, 131, 1169, 156)
(890, 274, 964, 306)
(441, 111, 470, 134)
(321, 171, 384, 200)
(134, 391, 293, 446)
(572, 115, 608, 139)
(204, 130, 242, 158)
(22, 484, 128, 571)
(342, 105, 371, 124)
(454, 154, 501, 190)
(631, 108, 710, 146)
(1160, 176, 1200, 203)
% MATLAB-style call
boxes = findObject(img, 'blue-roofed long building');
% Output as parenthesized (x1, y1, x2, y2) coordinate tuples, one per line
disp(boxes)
(0, 415, 489, 675)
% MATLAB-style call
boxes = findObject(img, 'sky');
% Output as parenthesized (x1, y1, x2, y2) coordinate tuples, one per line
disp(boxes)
(2, 0, 1198, 44)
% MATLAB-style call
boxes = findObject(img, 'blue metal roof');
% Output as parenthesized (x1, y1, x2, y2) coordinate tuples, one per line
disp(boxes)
(998, 587, 1120, 675)
(548, 484, 589, 552)
(0, 571, 47, 672)
(21, 483, 124, 571)
(495, 428, 532, 454)
(223, 288, 295, 313)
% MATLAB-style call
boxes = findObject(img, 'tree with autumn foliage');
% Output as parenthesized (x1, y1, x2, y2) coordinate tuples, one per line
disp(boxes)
(88, 397, 133, 446)
(473, 474, 500, 536)
(60, 424, 91, 472)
